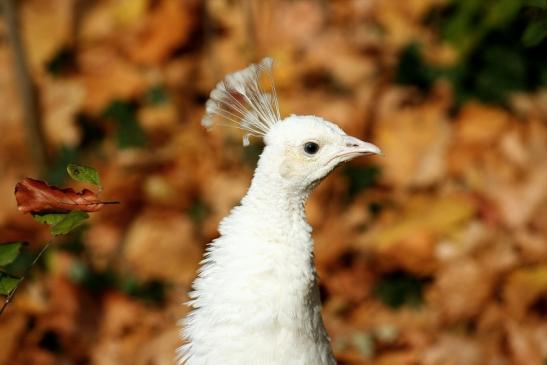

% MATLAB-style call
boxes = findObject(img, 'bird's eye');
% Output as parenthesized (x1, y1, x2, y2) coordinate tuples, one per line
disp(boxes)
(303, 142, 320, 155)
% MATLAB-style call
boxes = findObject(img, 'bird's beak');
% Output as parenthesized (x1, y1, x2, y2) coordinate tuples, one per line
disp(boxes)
(335, 135, 382, 163)
(343, 135, 382, 155)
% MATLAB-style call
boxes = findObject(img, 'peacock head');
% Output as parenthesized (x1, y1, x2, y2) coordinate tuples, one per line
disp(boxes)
(263, 115, 380, 190)
(202, 58, 381, 191)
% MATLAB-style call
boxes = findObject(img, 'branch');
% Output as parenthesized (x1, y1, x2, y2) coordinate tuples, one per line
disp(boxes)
(0, 0, 49, 174)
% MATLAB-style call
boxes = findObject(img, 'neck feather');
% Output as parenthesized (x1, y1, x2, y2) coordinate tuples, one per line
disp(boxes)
(238, 151, 312, 241)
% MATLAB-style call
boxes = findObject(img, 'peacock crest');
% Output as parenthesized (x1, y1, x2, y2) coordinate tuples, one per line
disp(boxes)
(202, 57, 281, 146)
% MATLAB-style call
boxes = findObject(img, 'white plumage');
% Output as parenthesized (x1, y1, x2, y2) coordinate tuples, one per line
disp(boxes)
(179, 58, 381, 365)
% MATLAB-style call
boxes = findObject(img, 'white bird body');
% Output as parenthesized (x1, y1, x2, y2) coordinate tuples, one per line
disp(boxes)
(179, 60, 381, 365)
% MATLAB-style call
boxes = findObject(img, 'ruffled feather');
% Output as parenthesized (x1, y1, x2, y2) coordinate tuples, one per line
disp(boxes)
(201, 58, 281, 146)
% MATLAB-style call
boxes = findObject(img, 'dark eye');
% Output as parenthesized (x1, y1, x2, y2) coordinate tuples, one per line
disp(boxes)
(303, 142, 320, 155)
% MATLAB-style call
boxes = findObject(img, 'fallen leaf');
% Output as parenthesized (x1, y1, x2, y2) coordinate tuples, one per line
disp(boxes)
(15, 178, 104, 213)
(20, 0, 73, 73)
(429, 258, 494, 323)
(0, 311, 27, 364)
(375, 95, 452, 187)
(454, 102, 510, 145)
(422, 334, 486, 365)
(123, 210, 201, 283)
(77, 45, 145, 113)
(505, 320, 544, 365)
(372, 195, 475, 248)
(504, 265, 547, 319)
(121, 0, 195, 65)
(358, 194, 476, 273)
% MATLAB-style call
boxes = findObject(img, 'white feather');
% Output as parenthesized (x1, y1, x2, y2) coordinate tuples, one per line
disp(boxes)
(201, 58, 281, 145)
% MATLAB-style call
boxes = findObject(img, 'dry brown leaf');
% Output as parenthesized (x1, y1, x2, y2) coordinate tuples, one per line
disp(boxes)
(20, 0, 73, 74)
(91, 293, 152, 365)
(373, 0, 439, 48)
(510, 90, 547, 121)
(428, 258, 495, 323)
(15, 178, 104, 213)
(375, 95, 452, 187)
(514, 230, 547, 264)
(504, 265, 547, 319)
(324, 258, 374, 303)
(83, 223, 124, 269)
(270, 0, 324, 46)
(138, 103, 178, 132)
(358, 194, 475, 273)
(41, 77, 85, 147)
(378, 230, 437, 274)
(376, 350, 419, 365)
(454, 103, 510, 145)
(123, 210, 201, 283)
(121, 0, 195, 65)
(0, 312, 27, 365)
(505, 320, 544, 365)
(40, 274, 80, 337)
(487, 168, 547, 229)
(421, 334, 485, 365)
(134, 327, 181, 365)
(78, 45, 145, 113)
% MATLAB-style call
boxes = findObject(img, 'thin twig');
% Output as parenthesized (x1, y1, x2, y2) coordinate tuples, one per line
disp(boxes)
(0, 243, 50, 317)
(0, 0, 49, 174)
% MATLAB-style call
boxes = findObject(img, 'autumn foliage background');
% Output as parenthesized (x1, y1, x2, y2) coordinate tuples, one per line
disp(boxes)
(1, 0, 547, 364)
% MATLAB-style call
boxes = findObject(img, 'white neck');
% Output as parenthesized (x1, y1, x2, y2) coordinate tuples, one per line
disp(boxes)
(234, 149, 312, 246)
(180, 148, 336, 365)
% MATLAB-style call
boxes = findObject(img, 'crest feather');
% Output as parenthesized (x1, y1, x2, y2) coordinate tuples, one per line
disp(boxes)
(201, 57, 281, 145)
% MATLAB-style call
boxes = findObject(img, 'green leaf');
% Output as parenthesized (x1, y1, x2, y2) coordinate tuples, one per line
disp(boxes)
(3, 250, 35, 277)
(0, 242, 24, 266)
(103, 101, 147, 149)
(119, 277, 167, 304)
(32, 213, 68, 226)
(0, 273, 20, 295)
(522, 19, 547, 47)
(395, 43, 443, 91)
(526, 0, 547, 9)
(66, 164, 101, 187)
(484, 0, 522, 28)
(145, 85, 169, 105)
(50, 211, 89, 236)
(343, 165, 381, 198)
(441, 0, 483, 45)
(373, 272, 430, 309)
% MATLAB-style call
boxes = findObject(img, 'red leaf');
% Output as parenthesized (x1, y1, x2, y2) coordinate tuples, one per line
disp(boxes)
(14, 178, 104, 213)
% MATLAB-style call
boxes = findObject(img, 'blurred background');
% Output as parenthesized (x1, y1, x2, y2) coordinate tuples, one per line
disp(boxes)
(1, 0, 547, 364)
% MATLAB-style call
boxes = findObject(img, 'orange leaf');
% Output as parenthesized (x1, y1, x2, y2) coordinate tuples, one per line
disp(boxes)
(14, 178, 104, 213)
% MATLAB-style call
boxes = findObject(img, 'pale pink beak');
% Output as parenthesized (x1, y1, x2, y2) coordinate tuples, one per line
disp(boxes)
(343, 135, 382, 156)
(330, 136, 382, 164)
